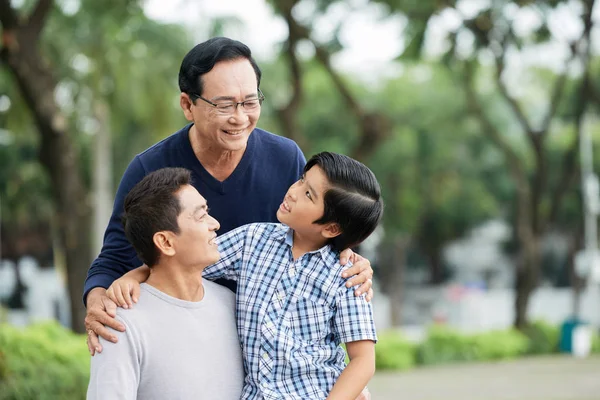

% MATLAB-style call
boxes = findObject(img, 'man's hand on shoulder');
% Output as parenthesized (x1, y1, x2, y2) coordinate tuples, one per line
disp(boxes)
(84, 287, 125, 355)
(339, 249, 374, 302)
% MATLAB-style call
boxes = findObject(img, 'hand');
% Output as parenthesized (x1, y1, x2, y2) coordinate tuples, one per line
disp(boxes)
(106, 276, 141, 309)
(84, 287, 125, 356)
(339, 249, 374, 301)
(354, 387, 371, 400)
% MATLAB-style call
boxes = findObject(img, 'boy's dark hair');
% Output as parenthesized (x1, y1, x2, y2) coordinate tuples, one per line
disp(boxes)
(122, 168, 192, 267)
(306, 152, 383, 252)
(178, 37, 262, 100)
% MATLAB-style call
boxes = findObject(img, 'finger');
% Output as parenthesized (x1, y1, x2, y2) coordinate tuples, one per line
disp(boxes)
(105, 287, 115, 303)
(124, 283, 134, 308)
(365, 288, 374, 302)
(93, 306, 125, 332)
(90, 321, 119, 343)
(132, 283, 140, 303)
(86, 334, 95, 356)
(103, 297, 119, 319)
(342, 264, 361, 280)
(339, 248, 353, 265)
(88, 330, 103, 354)
(114, 285, 128, 309)
(356, 277, 373, 297)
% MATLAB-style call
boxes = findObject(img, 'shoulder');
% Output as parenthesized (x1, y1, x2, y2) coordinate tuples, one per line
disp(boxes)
(135, 124, 192, 168)
(204, 280, 235, 305)
(252, 128, 304, 160)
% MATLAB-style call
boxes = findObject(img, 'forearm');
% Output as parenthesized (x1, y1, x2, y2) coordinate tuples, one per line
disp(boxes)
(123, 264, 151, 282)
(326, 355, 375, 400)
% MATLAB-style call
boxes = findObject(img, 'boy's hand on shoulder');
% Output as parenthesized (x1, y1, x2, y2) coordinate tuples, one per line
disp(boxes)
(106, 277, 141, 309)
(340, 249, 374, 302)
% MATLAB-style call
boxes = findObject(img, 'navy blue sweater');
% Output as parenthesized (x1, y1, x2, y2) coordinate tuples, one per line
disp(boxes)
(84, 124, 306, 303)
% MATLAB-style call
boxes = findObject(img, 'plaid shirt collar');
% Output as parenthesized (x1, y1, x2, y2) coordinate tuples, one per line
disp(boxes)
(273, 225, 340, 267)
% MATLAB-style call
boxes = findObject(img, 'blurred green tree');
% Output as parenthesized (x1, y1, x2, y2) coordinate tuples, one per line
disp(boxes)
(0, 0, 189, 331)
(369, 0, 598, 328)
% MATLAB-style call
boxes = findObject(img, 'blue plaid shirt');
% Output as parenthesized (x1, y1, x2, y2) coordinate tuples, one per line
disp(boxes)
(203, 223, 377, 400)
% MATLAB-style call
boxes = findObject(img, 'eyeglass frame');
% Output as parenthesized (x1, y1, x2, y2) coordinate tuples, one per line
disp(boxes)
(188, 89, 265, 114)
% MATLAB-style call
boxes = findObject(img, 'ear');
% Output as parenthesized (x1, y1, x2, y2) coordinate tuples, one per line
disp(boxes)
(153, 231, 176, 257)
(321, 223, 342, 239)
(180, 93, 194, 121)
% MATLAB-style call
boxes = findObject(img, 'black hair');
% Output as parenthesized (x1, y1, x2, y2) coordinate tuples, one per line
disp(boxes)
(306, 152, 383, 251)
(122, 168, 192, 267)
(178, 37, 262, 100)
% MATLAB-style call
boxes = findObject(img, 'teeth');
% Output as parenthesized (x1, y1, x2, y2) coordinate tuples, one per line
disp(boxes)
(224, 130, 243, 135)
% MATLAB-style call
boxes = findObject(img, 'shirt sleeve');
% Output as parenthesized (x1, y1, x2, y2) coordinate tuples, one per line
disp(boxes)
(202, 225, 248, 282)
(83, 157, 146, 305)
(87, 317, 140, 400)
(332, 280, 378, 344)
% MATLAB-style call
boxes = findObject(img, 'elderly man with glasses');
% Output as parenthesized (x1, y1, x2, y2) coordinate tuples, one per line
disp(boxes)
(83, 37, 374, 399)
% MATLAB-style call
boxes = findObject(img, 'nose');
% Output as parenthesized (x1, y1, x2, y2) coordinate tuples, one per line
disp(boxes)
(228, 103, 248, 122)
(209, 215, 220, 231)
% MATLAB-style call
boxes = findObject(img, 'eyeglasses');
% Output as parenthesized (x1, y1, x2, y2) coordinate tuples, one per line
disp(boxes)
(189, 89, 265, 116)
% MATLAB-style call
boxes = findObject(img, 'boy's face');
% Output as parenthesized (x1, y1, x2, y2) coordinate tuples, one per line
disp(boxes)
(277, 165, 336, 240)
(169, 185, 221, 267)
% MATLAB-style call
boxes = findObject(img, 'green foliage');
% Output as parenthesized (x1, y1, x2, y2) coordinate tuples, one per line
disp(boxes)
(417, 326, 528, 366)
(522, 320, 561, 355)
(592, 330, 600, 354)
(0, 322, 89, 400)
(375, 332, 416, 371)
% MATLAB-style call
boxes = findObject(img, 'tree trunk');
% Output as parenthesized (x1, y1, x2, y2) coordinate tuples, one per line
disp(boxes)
(514, 237, 539, 329)
(1, 17, 91, 332)
(428, 246, 444, 285)
(92, 100, 113, 257)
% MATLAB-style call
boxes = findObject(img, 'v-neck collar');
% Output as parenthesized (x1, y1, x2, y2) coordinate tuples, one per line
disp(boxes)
(180, 123, 256, 194)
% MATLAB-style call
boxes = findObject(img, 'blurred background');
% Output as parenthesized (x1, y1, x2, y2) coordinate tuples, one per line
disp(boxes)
(1, 0, 600, 399)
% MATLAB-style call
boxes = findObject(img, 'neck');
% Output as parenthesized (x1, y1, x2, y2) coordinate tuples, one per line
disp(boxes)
(291, 230, 327, 260)
(189, 125, 245, 181)
(145, 261, 205, 302)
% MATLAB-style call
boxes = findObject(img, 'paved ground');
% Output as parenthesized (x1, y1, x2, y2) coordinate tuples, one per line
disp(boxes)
(369, 355, 600, 400)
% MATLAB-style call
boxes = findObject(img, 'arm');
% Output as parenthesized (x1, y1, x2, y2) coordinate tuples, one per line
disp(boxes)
(330, 279, 378, 400)
(84, 157, 147, 354)
(87, 317, 140, 400)
(106, 265, 151, 308)
(84, 156, 147, 304)
(202, 225, 248, 281)
(326, 340, 375, 400)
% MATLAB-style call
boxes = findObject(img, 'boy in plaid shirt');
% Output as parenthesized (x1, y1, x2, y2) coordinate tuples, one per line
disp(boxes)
(109, 152, 383, 399)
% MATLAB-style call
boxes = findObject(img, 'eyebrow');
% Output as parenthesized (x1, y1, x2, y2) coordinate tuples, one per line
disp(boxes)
(210, 93, 260, 102)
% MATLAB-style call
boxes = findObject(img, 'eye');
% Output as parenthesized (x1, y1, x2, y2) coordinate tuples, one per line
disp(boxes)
(305, 191, 312, 200)
(243, 99, 260, 109)
(216, 103, 235, 112)
(300, 175, 305, 183)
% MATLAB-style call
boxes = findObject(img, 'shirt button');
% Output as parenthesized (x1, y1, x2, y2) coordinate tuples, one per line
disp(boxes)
(265, 321, 274, 329)
(262, 353, 269, 360)
(277, 292, 285, 300)
(289, 267, 295, 276)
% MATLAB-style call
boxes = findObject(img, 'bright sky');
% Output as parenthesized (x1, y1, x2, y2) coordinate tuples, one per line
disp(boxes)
(143, 0, 598, 88)
(143, 0, 404, 81)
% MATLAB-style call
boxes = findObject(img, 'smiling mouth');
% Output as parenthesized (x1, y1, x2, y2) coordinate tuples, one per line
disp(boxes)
(281, 198, 291, 213)
(222, 129, 244, 136)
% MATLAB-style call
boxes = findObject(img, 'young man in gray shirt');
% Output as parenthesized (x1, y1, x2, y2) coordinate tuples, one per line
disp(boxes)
(87, 168, 243, 399)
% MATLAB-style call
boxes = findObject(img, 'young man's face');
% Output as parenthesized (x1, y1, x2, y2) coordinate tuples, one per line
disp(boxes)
(277, 165, 331, 238)
(181, 58, 261, 153)
(171, 185, 221, 267)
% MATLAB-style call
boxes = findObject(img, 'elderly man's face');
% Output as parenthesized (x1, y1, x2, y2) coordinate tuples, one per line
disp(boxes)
(185, 58, 261, 153)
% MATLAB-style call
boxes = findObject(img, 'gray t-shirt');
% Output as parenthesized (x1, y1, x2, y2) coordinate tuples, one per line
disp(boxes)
(87, 281, 244, 400)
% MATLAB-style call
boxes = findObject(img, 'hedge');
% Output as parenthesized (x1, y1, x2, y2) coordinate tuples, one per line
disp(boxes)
(1, 320, 599, 397)
(0, 322, 89, 400)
